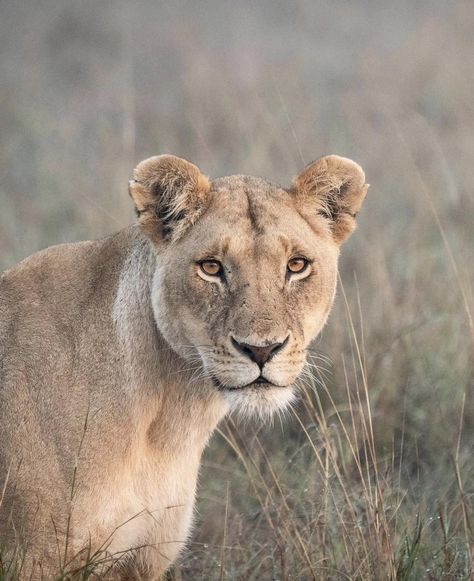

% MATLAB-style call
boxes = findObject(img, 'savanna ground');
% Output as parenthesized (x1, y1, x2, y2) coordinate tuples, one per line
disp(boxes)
(1, 1, 473, 579)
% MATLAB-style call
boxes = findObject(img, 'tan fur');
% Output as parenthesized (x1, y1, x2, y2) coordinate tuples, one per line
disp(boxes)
(0, 154, 367, 579)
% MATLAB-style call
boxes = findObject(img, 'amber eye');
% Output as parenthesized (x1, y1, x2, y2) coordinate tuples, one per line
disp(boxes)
(199, 260, 223, 277)
(287, 257, 309, 274)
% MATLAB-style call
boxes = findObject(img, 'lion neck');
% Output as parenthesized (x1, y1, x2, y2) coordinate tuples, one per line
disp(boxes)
(113, 228, 228, 457)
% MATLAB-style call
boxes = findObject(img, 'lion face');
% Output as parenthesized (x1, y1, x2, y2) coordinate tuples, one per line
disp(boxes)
(129, 155, 368, 416)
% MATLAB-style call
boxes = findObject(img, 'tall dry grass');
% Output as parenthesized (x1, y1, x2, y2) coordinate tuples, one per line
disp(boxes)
(1, 0, 473, 578)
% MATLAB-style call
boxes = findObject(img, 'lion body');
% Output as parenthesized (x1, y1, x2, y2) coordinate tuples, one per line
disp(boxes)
(0, 227, 226, 577)
(0, 154, 367, 578)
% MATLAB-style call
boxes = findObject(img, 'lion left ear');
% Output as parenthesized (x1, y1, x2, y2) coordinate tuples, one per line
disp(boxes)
(292, 155, 369, 244)
(128, 155, 211, 244)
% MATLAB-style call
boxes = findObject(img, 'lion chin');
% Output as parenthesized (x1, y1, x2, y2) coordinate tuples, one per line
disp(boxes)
(222, 383, 297, 420)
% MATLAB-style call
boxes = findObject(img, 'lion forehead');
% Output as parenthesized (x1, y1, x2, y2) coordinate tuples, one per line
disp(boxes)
(195, 177, 304, 241)
(211, 174, 279, 192)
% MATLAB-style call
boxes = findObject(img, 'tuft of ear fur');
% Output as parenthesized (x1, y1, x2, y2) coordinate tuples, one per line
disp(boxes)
(129, 155, 211, 244)
(292, 155, 369, 244)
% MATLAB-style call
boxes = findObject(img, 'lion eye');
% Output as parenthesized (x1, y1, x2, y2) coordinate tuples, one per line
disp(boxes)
(199, 260, 223, 277)
(287, 257, 309, 274)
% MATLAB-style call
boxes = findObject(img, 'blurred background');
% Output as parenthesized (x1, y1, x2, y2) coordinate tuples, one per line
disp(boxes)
(1, 1, 473, 578)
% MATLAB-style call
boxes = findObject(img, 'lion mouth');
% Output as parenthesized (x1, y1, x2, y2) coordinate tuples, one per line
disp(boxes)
(211, 375, 287, 392)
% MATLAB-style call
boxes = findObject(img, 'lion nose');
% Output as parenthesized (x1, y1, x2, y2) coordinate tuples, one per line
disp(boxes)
(231, 336, 289, 369)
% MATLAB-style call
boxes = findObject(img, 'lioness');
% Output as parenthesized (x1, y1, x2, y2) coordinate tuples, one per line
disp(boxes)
(0, 154, 368, 579)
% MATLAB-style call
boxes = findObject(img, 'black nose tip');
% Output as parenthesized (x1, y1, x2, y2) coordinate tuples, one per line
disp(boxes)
(231, 336, 289, 369)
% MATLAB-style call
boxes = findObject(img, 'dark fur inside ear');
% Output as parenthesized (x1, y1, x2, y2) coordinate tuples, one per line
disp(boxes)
(129, 155, 210, 243)
(292, 155, 368, 244)
(150, 181, 186, 238)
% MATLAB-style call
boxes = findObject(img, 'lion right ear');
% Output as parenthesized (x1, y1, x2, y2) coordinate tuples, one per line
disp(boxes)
(129, 155, 211, 244)
(292, 155, 369, 244)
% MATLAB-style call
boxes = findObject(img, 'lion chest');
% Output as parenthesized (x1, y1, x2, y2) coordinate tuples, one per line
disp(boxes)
(81, 448, 201, 566)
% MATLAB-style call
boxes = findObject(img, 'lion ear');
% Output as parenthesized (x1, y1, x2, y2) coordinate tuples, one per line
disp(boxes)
(292, 155, 369, 244)
(129, 155, 211, 244)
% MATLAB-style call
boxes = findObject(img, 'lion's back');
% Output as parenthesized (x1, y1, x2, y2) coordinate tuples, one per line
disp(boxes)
(0, 274, 12, 363)
(0, 230, 136, 552)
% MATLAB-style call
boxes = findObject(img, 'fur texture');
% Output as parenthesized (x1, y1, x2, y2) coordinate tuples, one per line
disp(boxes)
(0, 154, 367, 579)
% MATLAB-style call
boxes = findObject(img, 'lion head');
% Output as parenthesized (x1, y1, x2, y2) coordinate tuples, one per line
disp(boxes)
(129, 154, 368, 416)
